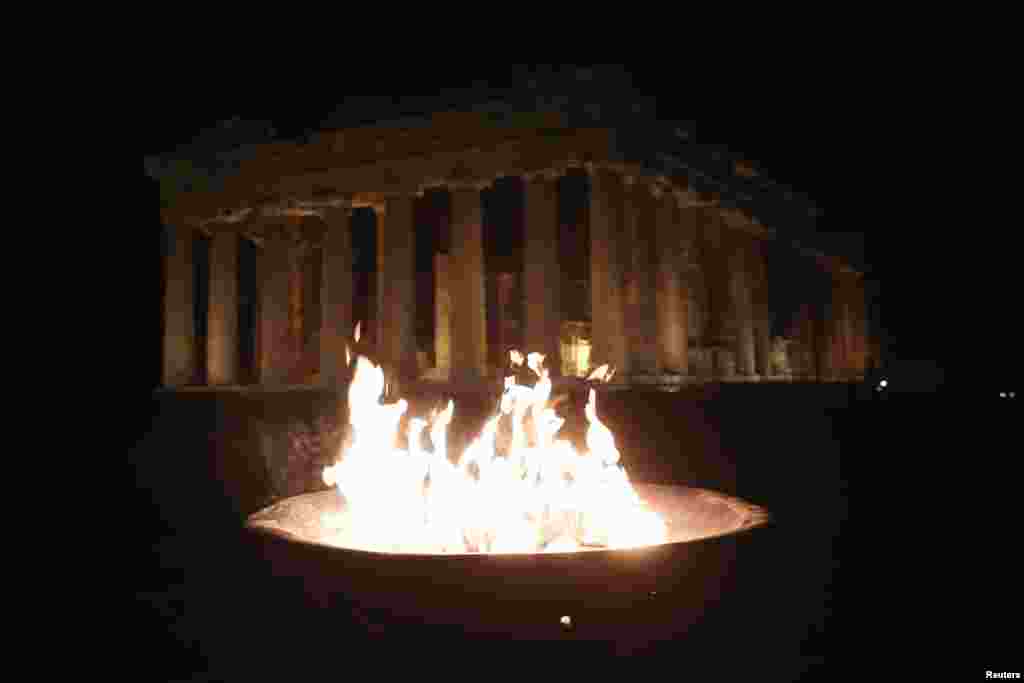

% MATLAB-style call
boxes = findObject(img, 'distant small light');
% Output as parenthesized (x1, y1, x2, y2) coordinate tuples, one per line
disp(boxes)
(560, 615, 572, 628)
(879, 379, 888, 387)
(1011, 392, 1017, 398)
(1000, 392, 1007, 398)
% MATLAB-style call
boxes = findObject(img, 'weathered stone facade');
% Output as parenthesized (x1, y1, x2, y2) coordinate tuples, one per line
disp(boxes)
(152, 110, 870, 388)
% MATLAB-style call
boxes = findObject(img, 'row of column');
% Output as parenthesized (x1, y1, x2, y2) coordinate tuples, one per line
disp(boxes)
(587, 167, 773, 381)
(827, 271, 870, 380)
(163, 166, 861, 389)
(162, 207, 353, 389)
(161, 188, 481, 389)
(779, 270, 869, 382)
(163, 171, 761, 388)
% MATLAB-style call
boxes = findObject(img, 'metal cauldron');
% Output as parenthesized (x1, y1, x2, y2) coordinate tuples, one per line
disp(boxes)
(245, 484, 769, 650)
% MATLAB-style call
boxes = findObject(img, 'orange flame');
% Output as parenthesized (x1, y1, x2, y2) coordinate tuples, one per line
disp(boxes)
(322, 350, 665, 554)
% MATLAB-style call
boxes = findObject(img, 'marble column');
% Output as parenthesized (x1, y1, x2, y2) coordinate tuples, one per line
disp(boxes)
(623, 178, 659, 378)
(587, 166, 627, 376)
(838, 272, 866, 380)
(815, 294, 832, 382)
(207, 231, 239, 386)
(820, 274, 839, 382)
(259, 226, 296, 385)
(824, 279, 837, 381)
(797, 309, 812, 380)
(750, 240, 771, 378)
(376, 197, 418, 384)
(677, 201, 706, 378)
(288, 237, 308, 383)
(699, 211, 735, 379)
(791, 304, 810, 379)
(849, 275, 868, 377)
(730, 235, 757, 378)
(320, 208, 352, 388)
(523, 171, 562, 376)
(434, 252, 451, 375)
(494, 272, 515, 368)
(162, 224, 196, 387)
(836, 278, 852, 381)
(449, 185, 488, 382)
(655, 188, 687, 375)
(302, 235, 321, 383)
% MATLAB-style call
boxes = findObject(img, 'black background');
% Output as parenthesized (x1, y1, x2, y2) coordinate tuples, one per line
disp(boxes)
(127, 63, 1017, 678)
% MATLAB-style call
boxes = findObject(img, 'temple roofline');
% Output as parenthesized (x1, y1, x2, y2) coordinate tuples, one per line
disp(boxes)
(146, 108, 808, 245)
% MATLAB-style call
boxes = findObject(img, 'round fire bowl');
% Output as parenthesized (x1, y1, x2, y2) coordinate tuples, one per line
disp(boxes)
(245, 484, 769, 649)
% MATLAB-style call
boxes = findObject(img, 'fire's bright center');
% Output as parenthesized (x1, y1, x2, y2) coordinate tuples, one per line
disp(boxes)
(317, 349, 666, 554)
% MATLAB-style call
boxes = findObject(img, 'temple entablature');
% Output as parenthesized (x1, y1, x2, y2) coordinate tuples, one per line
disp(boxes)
(157, 120, 746, 238)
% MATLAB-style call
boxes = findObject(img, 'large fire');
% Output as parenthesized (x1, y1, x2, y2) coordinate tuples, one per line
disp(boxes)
(319, 345, 667, 555)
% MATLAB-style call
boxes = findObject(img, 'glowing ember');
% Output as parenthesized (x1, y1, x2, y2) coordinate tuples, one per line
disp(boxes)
(318, 346, 668, 555)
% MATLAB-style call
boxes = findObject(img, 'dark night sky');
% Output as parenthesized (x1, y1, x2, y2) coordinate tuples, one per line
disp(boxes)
(140, 64, 1000, 392)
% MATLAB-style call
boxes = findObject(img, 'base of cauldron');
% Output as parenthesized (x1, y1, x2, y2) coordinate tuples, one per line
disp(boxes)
(244, 485, 769, 647)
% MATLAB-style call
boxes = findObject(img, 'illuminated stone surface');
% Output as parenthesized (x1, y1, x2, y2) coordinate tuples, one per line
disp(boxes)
(376, 197, 417, 386)
(320, 208, 352, 388)
(433, 252, 451, 377)
(162, 224, 195, 386)
(588, 168, 627, 375)
(655, 192, 687, 375)
(207, 231, 239, 385)
(449, 188, 487, 382)
(259, 229, 299, 384)
(523, 174, 562, 377)
(153, 112, 871, 389)
(624, 178, 659, 377)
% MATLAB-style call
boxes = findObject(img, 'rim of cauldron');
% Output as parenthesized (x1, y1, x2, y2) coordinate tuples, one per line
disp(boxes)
(244, 483, 771, 560)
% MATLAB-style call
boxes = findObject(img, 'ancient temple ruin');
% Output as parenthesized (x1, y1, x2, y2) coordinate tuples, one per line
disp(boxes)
(148, 109, 871, 389)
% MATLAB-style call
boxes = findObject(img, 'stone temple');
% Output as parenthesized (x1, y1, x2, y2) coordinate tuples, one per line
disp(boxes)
(147, 109, 872, 391)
